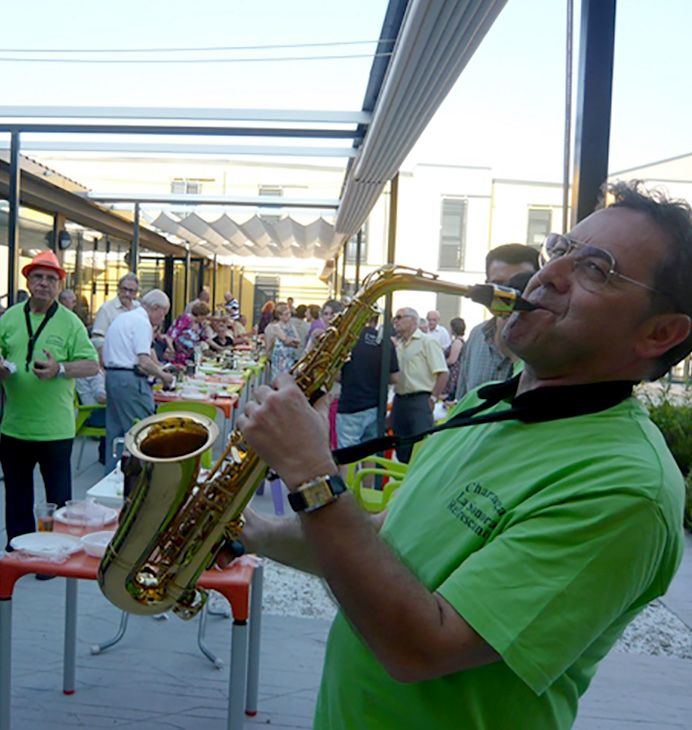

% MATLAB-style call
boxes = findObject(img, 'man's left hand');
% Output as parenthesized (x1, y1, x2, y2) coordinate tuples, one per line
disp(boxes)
(33, 349, 59, 380)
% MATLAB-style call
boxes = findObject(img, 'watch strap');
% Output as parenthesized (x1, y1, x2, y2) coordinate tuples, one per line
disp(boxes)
(288, 473, 347, 513)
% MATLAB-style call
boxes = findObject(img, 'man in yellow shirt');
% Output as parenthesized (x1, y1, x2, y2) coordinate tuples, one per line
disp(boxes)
(391, 307, 448, 462)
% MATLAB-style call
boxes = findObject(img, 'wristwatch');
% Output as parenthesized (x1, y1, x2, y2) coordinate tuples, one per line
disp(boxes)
(288, 473, 347, 513)
(56, 363, 66, 379)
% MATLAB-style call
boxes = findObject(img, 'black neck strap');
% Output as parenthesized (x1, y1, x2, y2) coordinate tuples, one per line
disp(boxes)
(24, 300, 59, 371)
(332, 375, 637, 465)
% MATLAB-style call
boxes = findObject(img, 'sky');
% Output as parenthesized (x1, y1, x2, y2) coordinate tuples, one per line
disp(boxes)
(1, 0, 690, 184)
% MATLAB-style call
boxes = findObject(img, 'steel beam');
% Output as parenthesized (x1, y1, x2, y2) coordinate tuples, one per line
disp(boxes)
(6, 132, 20, 306)
(571, 0, 617, 224)
(86, 193, 339, 209)
(0, 106, 372, 125)
(0, 123, 359, 140)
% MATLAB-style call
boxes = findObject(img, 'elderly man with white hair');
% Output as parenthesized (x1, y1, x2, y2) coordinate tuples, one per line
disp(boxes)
(102, 288, 173, 472)
(425, 310, 451, 350)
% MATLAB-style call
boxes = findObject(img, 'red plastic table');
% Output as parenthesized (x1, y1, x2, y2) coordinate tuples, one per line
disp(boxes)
(0, 548, 263, 730)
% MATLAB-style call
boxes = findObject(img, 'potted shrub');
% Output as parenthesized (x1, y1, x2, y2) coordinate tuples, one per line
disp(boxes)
(639, 383, 692, 530)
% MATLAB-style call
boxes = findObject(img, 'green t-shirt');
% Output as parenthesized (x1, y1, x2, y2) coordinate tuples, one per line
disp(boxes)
(315, 391, 684, 729)
(0, 302, 98, 440)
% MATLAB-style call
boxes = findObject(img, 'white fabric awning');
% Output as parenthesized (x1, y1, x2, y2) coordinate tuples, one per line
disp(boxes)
(148, 211, 336, 259)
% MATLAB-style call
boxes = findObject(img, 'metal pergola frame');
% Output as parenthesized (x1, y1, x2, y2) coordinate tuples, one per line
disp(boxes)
(0, 0, 617, 307)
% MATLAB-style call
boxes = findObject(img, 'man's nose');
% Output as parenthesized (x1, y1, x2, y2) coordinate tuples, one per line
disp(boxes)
(536, 255, 574, 292)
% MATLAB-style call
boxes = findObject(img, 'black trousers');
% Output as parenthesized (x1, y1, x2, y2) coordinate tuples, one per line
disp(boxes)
(0, 434, 73, 548)
(391, 392, 434, 463)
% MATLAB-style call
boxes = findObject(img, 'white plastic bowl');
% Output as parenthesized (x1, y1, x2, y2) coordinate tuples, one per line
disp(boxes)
(80, 530, 116, 558)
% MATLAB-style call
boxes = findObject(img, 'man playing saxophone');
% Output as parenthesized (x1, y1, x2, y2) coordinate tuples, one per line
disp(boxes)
(225, 181, 692, 729)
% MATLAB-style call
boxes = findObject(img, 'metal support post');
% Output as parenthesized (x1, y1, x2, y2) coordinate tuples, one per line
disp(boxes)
(377, 174, 398, 441)
(571, 0, 616, 225)
(354, 229, 363, 291)
(0, 600, 11, 730)
(63, 578, 77, 694)
(131, 202, 140, 274)
(7, 131, 21, 307)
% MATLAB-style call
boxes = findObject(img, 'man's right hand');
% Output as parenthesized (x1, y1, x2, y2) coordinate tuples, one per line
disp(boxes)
(161, 372, 174, 389)
(0, 365, 11, 382)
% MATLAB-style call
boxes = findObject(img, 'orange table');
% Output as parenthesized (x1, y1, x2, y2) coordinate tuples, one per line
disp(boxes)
(0, 548, 263, 730)
(154, 390, 239, 420)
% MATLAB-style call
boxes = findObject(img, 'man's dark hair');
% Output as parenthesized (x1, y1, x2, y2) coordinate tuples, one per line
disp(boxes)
(295, 304, 307, 319)
(485, 244, 540, 278)
(600, 180, 692, 379)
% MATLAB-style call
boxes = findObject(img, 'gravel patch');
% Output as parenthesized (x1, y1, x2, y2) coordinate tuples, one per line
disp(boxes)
(261, 560, 337, 621)
(614, 599, 692, 659)
(260, 561, 692, 659)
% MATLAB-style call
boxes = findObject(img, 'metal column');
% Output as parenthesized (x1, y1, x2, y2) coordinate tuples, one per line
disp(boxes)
(571, 0, 617, 225)
(340, 247, 348, 297)
(163, 255, 175, 329)
(7, 131, 20, 307)
(212, 254, 218, 309)
(377, 174, 399, 439)
(184, 245, 191, 305)
(354, 229, 363, 291)
(131, 202, 140, 274)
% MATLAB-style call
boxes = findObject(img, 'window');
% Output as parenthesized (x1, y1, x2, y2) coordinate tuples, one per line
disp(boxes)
(258, 185, 283, 224)
(345, 224, 368, 264)
(170, 179, 204, 195)
(438, 198, 467, 270)
(436, 293, 460, 329)
(527, 208, 552, 247)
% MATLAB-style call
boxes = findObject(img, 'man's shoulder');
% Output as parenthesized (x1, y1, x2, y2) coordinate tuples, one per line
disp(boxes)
(464, 321, 495, 350)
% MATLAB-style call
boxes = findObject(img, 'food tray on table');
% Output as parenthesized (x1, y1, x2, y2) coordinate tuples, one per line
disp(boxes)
(54, 502, 118, 526)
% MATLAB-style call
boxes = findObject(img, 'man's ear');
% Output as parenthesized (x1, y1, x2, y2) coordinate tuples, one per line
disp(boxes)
(636, 313, 691, 360)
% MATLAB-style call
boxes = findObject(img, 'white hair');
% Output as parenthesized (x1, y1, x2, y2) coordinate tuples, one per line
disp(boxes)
(141, 289, 170, 310)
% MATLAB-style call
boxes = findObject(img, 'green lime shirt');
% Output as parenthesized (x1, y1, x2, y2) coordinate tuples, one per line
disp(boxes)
(0, 302, 98, 440)
(315, 390, 684, 729)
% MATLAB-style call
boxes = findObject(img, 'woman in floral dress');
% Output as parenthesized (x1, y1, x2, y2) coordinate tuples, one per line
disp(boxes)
(268, 302, 301, 377)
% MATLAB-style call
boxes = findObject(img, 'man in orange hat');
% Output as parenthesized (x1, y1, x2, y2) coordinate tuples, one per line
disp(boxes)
(0, 250, 98, 554)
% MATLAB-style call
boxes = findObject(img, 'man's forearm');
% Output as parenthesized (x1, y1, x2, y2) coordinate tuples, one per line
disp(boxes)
(64, 359, 99, 378)
(431, 372, 449, 399)
(137, 354, 168, 380)
(247, 512, 323, 575)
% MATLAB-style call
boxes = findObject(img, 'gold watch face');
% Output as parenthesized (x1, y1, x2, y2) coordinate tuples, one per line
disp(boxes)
(302, 480, 335, 510)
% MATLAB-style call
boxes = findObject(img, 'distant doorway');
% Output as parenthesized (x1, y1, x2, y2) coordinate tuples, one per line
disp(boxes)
(253, 275, 280, 328)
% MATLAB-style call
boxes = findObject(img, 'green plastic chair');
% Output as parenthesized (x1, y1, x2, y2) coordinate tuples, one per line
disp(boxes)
(156, 401, 218, 468)
(345, 455, 408, 513)
(74, 394, 106, 471)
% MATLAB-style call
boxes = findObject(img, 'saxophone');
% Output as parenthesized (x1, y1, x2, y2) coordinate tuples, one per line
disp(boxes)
(98, 265, 535, 619)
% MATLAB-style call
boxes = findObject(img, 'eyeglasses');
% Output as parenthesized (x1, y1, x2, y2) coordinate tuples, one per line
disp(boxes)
(540, 233, 672, 301)
(119, 286, 138, 294)
(29, 273, 60, 284)
(393, 314, 413, 320)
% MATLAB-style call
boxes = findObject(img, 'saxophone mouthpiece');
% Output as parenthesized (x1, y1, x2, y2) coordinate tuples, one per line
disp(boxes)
(466, 284, 539, 317)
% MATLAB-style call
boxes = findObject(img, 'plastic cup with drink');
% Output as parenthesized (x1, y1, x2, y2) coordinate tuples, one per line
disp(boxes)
(34, 502, 57, 532)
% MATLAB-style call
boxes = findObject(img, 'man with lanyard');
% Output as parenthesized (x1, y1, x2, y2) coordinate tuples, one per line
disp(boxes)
(222, 181, 692, 729)
(102, 289, 173, 473)
(455, 243, 539, 400)
(0, 250, 98, 550)
(391, 307, 448, 463)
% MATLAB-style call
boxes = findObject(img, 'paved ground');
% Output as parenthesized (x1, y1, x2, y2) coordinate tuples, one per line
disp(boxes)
(1, 439, 692, 729)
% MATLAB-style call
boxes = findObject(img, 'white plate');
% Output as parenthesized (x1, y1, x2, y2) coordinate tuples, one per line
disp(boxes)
(54, 505, 118, 526)
(10, 532, 82, 557)
(80, 530, 116, 558)
(179, 391, 206, 400)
